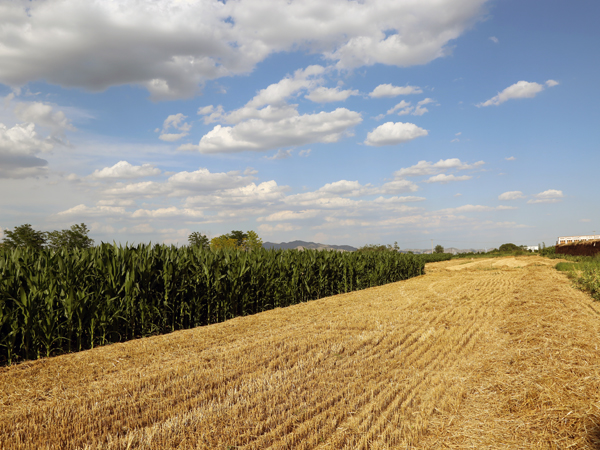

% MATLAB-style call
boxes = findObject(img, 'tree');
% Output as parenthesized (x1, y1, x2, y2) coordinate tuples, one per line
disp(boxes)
(210, 235, 239, 250)
(188, 232, 210, 249)
(244, 230, 263, 252)
(46, 223, 94, 250)
(357, 244, 389, 252)
(2, 224, 46, 250)
(498, 243, 519, 252)
(228, 230, 247, 248)
(434, 244, 444, 254)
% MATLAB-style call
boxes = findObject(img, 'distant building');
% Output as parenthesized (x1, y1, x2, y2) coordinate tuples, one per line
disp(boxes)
(557, 235, 600, 245)
(526, 246, 539, 252)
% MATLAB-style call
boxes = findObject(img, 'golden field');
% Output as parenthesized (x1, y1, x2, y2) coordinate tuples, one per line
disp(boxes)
(2, 256, 600, 449)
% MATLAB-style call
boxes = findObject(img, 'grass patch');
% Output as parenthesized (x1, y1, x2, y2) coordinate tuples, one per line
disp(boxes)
(555, 258, 600, 300)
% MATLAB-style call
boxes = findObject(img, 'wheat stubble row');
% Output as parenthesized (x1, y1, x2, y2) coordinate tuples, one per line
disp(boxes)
(2, 256, 600, 449)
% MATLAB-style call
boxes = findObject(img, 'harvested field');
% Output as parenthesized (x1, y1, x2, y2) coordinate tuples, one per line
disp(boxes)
(2, 256, 600, 449)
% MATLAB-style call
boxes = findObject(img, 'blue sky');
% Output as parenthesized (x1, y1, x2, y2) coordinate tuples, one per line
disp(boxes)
(0, 0, 598, 249)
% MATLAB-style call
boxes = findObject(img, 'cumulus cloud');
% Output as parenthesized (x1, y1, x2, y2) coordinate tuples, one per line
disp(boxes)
(185, 180, 289, 207)
(424, 174, 472, 183)
(90, 161, 161, 179)
(247, 65, 325, 108)
(498, 190, 525, 200)
(158, 113, 191, 141)
(197, 108, 362, 153)
(14, 102, 75, 135)
(394, 158, 483, 178)
(102, 167, 255, 200)
(364, 122, 428, 146)
(0, 122, 52, 178)
(369, 84, 423, 98)
(527, 189, 564, 204)
(505, 156, 516, 161)
(478, 80, 558, 107)
(0, 0, 486, 99)
(305, 86, 359, 103)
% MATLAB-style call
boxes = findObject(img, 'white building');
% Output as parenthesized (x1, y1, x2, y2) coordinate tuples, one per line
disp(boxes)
(557, 235, 600, 245)
(526, 246, 539, 251)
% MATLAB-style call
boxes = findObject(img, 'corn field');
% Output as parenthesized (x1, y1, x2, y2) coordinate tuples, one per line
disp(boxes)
(0, 244, 450, 365)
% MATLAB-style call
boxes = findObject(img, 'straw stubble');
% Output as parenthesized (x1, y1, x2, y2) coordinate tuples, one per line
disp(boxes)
(1, 256, 599, 449)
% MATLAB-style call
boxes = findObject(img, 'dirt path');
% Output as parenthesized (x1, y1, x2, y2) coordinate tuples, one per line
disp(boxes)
(2, 256, 600, 449)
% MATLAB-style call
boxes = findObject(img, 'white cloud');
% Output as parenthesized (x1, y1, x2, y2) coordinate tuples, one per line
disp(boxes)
(424, 174, 472, 183)
(505, 156, 516, 161)
(498, 190, 525, 200)
(131, 207, 204, 219)
(14, 101, 75, 135)
(378, 179, 419, 194)
(197, 105, 215, 115)
(299, 149, 311, 157)
(369, 84, 423, 98)
(159, 133, 189, 142)
(0, 122, 52, 178)
(56, 204, 128, 218)
(412, 97, 435, 115)
(265, 149, 293, 160)
(259, 210, 321, 222)
(247, 65, 325, 108)
(90, 161, 161, 179)
(581, 219, 591, 223)
(159, 113, 191, 141)
(546, 79, 559, 87)
(387, 100, 412, 116)
(489, 36, 499, 43)
(364, 122, 428, 146)
(185, 180, 289, 207)
(102, 167, 255, 199)
(305, 86, 359, 103)
(197, 108, 362, 153)
(478, 80, 557, 107)
(0, 1, 487, 99)
(527, 189, 564, 204)
(394, 158, 483, 178)
(258, 223, 301, 233)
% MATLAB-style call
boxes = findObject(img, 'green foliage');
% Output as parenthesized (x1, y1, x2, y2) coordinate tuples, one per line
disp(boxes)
(2, 224, 47, 250)
(210, 230, 263, 251)
(434, 244, 444, 254)
(357, 242, 400, 252)
(46, 223, 94, 250)
(228, 230, 247, 248)
(188, 232, 209, 249)
(498, 243, 519, 252)
(210, 235, 239, 250)
(554, 256, 600, 300)
(244, 230, 263, 252)
(357, 244, 389, 252)
(0, 245, 443, 365)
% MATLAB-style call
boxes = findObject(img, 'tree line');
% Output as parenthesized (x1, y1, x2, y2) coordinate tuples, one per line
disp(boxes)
(1, 223, 263, 252)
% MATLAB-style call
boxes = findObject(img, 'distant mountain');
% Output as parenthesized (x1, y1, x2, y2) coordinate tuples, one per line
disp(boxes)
(262, 240, 357, 252)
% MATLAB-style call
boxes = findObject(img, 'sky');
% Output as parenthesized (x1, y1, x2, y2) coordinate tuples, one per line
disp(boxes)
(0, 0, 599, 250)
